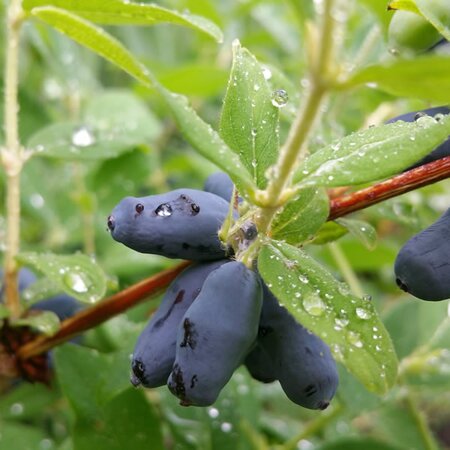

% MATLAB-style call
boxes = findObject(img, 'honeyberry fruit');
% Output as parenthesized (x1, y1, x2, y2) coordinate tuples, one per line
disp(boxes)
(395, 207, 450, 301)
(130, 259, 227, 388)
(108, 189, 231, 261)
(167, 261, 263, 406)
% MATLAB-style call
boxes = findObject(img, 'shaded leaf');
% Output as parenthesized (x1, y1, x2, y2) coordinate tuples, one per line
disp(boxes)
(258, 241, 398, 394)
(294, 114, 450, 187)
(311, 221, 348, 245)
(271, 187, 330, 245)
(336, 218, 377, 250)
(17, 252, 107, 303)
(24, 0, 223, 42)
(220, 40, 279, 189)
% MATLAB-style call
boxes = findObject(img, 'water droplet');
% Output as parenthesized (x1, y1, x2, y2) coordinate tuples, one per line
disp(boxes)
(271, 89, 288, 108)
(155, 203, 172, 217)
(416, 114, 437, 128)
(434, 113, 446, 122)
(10, 403, 24, 416)
(303, 293, 326, 316)
(347, 331, 363, 348)
(208, 407, 219, 418)
(299, 275, 309, 284)
(30, 193, 45, 209)
(71, 126, 96, 147)
(262, 67, 272, 80)
(335, 315, 349, 328)
(220, 422, 233, 433)
(63, 271, 90, 294)
(362, 294, 372, 302)
(253, 84, 260, 91)
(355, 307, 371, 320)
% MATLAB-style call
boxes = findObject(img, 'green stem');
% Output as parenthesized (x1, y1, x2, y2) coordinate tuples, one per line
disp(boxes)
(403, 388, 439, 450)
(2, 0, 24, 319)
(281, 403, 344, 450)
(251, 0, 342, 243)
(328, 242, 364, 297)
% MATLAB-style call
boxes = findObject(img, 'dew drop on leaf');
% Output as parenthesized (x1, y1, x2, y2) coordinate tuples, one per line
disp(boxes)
(63, 271, 90, 294)
(355, 307, 371, 320)
(303, 293, 326, 316)
(271, 89, 288, 108)
(71, 126, 96, 147)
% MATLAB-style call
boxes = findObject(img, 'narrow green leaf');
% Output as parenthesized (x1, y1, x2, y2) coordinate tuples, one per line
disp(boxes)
(416, 0, 450, 41)
(156, 84, 257, 199)
(24, 0, 223, 42)
(271, 187, 330, 245)
(388, 0, 420, 14)
(294, 114, 450, 187)
(30, 6, 151, 86)
(17, 252, 107, 303)
(336, 218, 377, 250)
(220, 40, 279, 188)
(14, 311, 60, 336)
(28, 91, 161, 159)
(341, 56, 450, 103)
(311, 221, 348, 245)
(258, 241, 398, 394)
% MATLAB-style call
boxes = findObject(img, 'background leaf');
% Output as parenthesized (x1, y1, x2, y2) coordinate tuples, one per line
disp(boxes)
(17, 252, 107, 303)
(27, 90, 161, 159)
(258, 241, 398, 394)
(342, 56, 450, 102)
(30, 6, 151, 86)
(220, 40, 279, 189)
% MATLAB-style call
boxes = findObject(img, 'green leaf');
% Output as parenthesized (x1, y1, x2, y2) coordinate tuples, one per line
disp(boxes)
(24, 0, 223, 42)
(54, 344, 131, 418)
(258, 241, 398, 394)
(294, 114, 450, 187)
(73, 389, 164, 450)
(220, 40, 279, 189)
(17, 252, 107, 303)
(415, 0, 450, 41)
(336, 218, 378, 250)
(271, 187, 330, 245)
(21, 277, 61, 305)
(388, 0, 420, 14)
(0, 423, 47, 450)
(342, 56, 450, 103)
(311, 221, 348, 245)
(155, 84, 257, 199)
(13, 311, 60, 336)
(30, 6, 151, 86)
(0, 303, 10, 319)
(27, 90, 161, 159)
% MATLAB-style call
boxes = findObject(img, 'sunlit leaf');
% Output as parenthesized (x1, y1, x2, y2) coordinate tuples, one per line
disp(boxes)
(258, 241, 398, 394)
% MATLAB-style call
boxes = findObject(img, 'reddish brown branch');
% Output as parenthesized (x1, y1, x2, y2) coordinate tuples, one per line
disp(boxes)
(17, 261, 190, 361)
(328, 156, 450, 220)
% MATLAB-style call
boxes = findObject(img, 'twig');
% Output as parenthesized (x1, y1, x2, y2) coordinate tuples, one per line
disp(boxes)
(329, 156, 450, 220)
(17, 261, 190, 360)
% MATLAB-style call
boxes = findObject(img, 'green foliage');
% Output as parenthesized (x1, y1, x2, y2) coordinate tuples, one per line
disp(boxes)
(220, 40, 279, 189)
(258, 241, 398, 394)
(2, 0, 450, 448)
(17, 252, 108, 303)
(295, 114, 450, 187)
